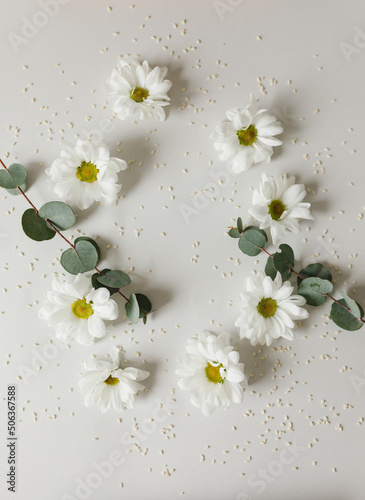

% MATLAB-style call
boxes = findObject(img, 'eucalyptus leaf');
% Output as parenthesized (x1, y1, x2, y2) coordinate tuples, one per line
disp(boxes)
(297, 277, 333, 306)
(338, 291, 362, 319)
(92, 269, 119, 295)
(21, 208, 56, 242)
(6, 181, 27, 195)
(265, 256, 278, 280)
(74, 237, 101, 261)
(237, 217, 243, 234)
(136, 293, 152, 319)
(244, 226, 268, 239)
(238, 229, 268, 257)
(125, 293, 140, 324)
(297, 263, 332, 287)
(228, 228, 241, 238)
(0, 163, 27, 189)
(60, 238, 99, 274)
(97, 270, 131, 289)
(39, 201, 76, 231)
(330, 299, 364, 331)
(273, 244, 294, 281)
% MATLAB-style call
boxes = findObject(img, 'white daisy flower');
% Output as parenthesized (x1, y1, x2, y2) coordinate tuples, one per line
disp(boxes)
(248, 172, 314, 244)
(235, 271, 308, 347)
(211, 93, 283, 173)
(79, 347, 149, 413)
(39, 274, 119, 345)
(104, 60, 172, 121)
(176, 331, 247, 416)
(46, 138, 127, 210)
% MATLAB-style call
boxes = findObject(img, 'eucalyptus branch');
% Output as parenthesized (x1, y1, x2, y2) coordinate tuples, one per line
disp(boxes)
(228, 218, 365, 331)
(92, 267, 131, 305)
(259, 245, 364, 322)
(0, 159, 151, 323)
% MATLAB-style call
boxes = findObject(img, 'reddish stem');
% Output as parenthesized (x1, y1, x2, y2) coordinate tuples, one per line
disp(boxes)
(0, 159, 39, 213)
(93, 267, 131, 304)
(327, 294, 365, 324)
(259, 246, 364, 324)
(0, 159, 132, 306)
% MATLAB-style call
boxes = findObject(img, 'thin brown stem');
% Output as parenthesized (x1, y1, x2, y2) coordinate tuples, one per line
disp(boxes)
(261, 247, 273, 258)
(289, 267, 302, 278)
(44, 218, 77, 250)
(327, 294, 365, 324)
(258, 245, 364, 323)
(92, 267, 131, 304)
(0, 159, 39, 213)
(0, 159, 132, 306)
(117, 290, 131, 304)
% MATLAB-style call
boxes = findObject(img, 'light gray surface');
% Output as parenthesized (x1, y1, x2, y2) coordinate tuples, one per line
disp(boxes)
(1, 1, 365, 499)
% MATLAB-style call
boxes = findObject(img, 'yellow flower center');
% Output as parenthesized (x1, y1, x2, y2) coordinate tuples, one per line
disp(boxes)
(104, 375, 120, 386)
(257, 298, 277, 318)
(71, 298, 94, 319)
(205, 362, 224, 384)
(76, 161, 99, 183)
(268, 199, 286, 221)
(237, 125, 257, 146)
(130, 86, 149, 103)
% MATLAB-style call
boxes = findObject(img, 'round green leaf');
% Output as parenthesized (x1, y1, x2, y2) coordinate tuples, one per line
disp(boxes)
(136, 293, 152, 318)
(244, 225, 268, 239)
(273, 244, 294, 281)
(97, 270, 131, 289)
(21, 208, 56, 242)
(92, 269, 119, 295)
(136, 293, 152, 324)
(6, 181, 27, 195)
(228, 228, 241, 238)
(60, 239, 99, 274)
(330, 299, 364, 331)
(338, 291, 362, 319)
(74, 237, 101, 261)
(297, 263, 332, 287)
(0, 163, 27, 189)
(238, 229, 268, 256)
(39, 201, 76, 231)
(265, 256, 278, 280)
(125, 293, 140, 324)
(297, 277, 333, 306)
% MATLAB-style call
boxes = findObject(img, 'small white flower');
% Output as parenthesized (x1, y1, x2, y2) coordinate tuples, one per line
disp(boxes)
(79, 347, 149, 413)
(105, 60, 172, 121)
(235, 271, 308, 346)
(39, 274, 119, 345)
(211, 93, 283, 173)
(46, 138, 127, 210)
(176, 331, 247, 416)
(248, 172, 314, 244)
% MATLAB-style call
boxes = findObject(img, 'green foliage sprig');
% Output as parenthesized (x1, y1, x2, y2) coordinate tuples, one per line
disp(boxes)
(228, 217, 364, 332)
(0, 160, 151, 324)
